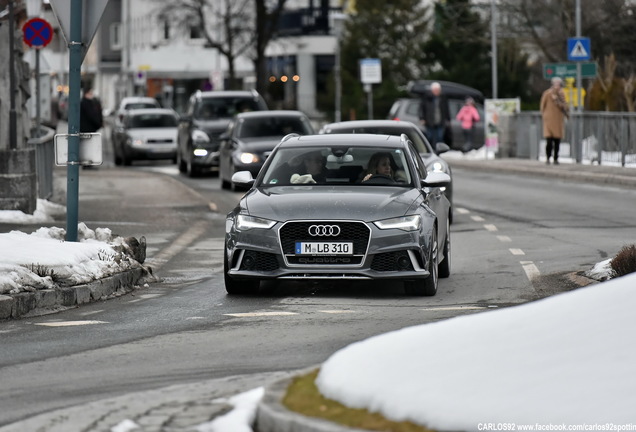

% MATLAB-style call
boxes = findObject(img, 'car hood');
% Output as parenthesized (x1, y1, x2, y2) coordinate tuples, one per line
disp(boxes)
(194, 119, 231, 134)
(237, 137, 283, 152)
(127, 128, 178, 140)
(242, 187, 422, 222)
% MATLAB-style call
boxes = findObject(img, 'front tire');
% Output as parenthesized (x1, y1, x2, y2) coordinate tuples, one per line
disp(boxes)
(404, 228, 438, 296)
(438, 216, 451, 278)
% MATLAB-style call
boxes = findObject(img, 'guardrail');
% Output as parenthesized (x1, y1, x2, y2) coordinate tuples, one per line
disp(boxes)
(27, 126, 56, 200)
(514, 111, 636, 166)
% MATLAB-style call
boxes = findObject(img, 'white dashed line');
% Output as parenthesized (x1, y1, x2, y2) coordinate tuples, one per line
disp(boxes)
(319, 310, 356, 314)
(471, 215, 485, 222)
(497, 235, 512, 242)
(520, 261, 541, 281)
(223, 312, 299, 318)
(509, 248, 525, 256)
(35, 320, 108, 327)
(145, 220, 209, 270)
(484, 224, 498, 232)
(456, 208, 470, 214)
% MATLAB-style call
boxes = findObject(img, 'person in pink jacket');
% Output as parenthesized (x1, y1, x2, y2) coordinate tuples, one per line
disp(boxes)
(456, 97, 480, 152)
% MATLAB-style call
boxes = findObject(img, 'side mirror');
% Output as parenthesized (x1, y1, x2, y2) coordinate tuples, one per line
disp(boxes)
(231, 171, 255, 187)
(435, 142, 450, 154)
(421, 171, 451, 188)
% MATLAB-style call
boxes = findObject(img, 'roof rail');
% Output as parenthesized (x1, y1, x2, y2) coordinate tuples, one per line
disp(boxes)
(281, 133, 300, 142)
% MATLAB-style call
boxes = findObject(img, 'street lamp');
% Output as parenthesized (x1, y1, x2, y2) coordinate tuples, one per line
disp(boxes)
(331, 12, 347, 123)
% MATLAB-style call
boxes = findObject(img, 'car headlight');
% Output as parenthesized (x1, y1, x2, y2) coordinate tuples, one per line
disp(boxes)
(193, 148, 208, 157)
(132, 138, 144, 146)
(374, 215, 421, 231)
(432, 161, 447, 173)
(238, 152, 259, 164)
(236, 215, 275, 230)
(192, 129, 210, 145)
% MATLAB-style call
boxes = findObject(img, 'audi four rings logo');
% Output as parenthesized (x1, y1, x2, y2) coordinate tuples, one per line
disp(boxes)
(308, 225, 341, 236)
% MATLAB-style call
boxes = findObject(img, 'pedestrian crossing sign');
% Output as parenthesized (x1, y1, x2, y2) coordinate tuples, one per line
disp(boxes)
(567, 37, 591, 61)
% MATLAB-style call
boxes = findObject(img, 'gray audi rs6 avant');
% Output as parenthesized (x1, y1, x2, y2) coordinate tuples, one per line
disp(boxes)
(224, 133, 451, 296)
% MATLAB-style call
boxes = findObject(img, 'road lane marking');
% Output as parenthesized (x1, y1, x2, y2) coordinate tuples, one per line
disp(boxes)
(319, 310, 356, 314)
(471, 215, 485, 222)
(145, 220, 209, 270)
(520, 261, 541, 281)
(456, 208, 470, 214)
(224, 312, 298, 318)
(420, 306, 490, 311)
(509, 248, 525, 256)
(80, 310, 104, 316)
(484, 224, 498, 232)
(497, 235, 512, 242)
(35, 320, 108, 327)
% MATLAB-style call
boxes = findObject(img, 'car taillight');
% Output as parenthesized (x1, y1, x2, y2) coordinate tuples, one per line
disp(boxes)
(392, 117, 400, 121)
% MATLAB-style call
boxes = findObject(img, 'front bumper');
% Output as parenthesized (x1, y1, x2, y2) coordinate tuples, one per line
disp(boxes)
(225, 219, 432, 281)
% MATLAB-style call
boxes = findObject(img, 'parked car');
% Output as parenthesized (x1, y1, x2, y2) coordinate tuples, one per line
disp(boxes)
(219, 110, 315, 190)
(319, 119, 454, 221)
(388, 80, 485, 151)
(177, 90, 268, 177)
(225, 133, 451, 296)
(112, 108, 179, 165)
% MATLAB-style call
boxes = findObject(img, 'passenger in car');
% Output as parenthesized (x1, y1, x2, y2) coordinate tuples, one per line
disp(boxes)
(290, 151, 328, 184)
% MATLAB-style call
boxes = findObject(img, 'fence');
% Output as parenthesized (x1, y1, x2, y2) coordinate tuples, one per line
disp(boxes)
(27, 126, 55, 200)
(513, 111, 636, 166)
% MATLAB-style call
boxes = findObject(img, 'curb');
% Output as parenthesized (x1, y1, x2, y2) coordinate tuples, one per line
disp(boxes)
(446, 159, 636, 188)
(256, 371, 370, 432)
(0, 267, 150, 320)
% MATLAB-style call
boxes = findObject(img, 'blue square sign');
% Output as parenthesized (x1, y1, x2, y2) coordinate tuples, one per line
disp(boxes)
(567, 37, 591, 61)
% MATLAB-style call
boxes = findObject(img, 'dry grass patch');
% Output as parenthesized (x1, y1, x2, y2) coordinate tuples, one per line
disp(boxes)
(282, 369, 436, 432)
(610, 244, 636, 278)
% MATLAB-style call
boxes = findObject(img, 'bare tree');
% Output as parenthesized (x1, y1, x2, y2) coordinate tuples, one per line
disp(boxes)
(252, 0, 288, 98)
(157, 0, 253, 89)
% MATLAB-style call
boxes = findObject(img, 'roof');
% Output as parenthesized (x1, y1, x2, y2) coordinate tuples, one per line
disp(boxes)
(279, 133, 403, 149)
(236, 110, 308, 119)
(194, 89, 262, 99)
(122, 108, 178, 117)
(321, 120, 418, 131)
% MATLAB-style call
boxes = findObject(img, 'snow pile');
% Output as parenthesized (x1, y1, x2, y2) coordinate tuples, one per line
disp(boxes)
(316, 272, 636, 430)
(0, 223, 145, 294)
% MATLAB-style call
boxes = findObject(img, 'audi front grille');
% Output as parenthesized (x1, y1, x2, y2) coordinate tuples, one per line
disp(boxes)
(279, 221, 371, 266)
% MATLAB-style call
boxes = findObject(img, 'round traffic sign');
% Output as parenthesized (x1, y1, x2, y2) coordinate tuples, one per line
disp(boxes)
(23, 18, 54, 48)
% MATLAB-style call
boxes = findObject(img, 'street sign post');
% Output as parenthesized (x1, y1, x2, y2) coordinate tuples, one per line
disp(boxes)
(567, 37, 591, 61)
(360, 58, 381, 119)
(543, 62, 597, 80)
(49, 0, 111, 242)
(23, 18, 54, 138)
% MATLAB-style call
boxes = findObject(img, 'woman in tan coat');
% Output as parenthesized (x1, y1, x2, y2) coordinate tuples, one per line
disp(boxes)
(540, 77, 569, 164)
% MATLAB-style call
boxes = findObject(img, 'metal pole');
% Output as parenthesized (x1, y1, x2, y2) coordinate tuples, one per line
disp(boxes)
(334, 38, 341, 122)
(35, 48, 41, 138)
(491, 0, 498, 99)
(575, 0, 583, 163)
(9, 0, 17, 150)
(66, 0, 83, 242)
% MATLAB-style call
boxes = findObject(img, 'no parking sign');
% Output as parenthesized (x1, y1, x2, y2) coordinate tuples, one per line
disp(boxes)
(22, 18, 54, 48)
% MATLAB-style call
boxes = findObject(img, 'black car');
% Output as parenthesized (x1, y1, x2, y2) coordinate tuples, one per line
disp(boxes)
(176, 90, 268, 177)
(319, 119, 454, 221)
(112, 108, 179, 165)
(225, 133, 451, 296)
(219, 110, 315, 190)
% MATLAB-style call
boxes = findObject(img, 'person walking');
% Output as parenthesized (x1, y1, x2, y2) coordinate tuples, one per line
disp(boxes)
(456, 96, 480, 152)
(80, 87, 103, 134)
(540, 77, 569, 165)
(419, 82, 451, 146)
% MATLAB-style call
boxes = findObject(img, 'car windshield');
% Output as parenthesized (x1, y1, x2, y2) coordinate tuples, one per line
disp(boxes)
(129, 114, 178, 128)
(195, 98, 261, 120)
(124, 102, 158, 110)
(237, 117, 313, 138)
(326, 126, 431, 155)
(259, 146, 412, 187)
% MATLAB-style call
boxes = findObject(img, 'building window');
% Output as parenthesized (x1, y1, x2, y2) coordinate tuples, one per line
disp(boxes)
(190, 24, 203, 39)
(110, 22, 122, 50)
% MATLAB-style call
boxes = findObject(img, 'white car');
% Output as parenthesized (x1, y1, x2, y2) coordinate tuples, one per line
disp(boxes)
(112, 108, 179, 165)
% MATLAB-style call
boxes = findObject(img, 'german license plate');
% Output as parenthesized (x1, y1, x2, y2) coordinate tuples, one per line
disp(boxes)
(295, 242, 353, 255)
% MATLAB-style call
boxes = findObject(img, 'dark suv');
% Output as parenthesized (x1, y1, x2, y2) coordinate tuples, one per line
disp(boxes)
(177, 90, 268, 176)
